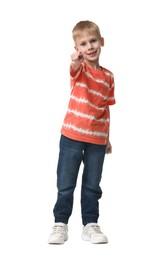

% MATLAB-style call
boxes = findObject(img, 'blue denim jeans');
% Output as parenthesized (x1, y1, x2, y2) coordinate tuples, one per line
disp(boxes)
(53, 135, 106, 225)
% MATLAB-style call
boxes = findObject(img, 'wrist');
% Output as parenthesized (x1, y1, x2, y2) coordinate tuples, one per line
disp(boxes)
(71, 59, 81, 65)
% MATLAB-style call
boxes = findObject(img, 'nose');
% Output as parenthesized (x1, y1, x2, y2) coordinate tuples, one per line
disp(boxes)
(87, 42, 93, 49)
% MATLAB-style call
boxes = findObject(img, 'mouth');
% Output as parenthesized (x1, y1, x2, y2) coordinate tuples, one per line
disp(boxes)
(87, 51, 97, 56)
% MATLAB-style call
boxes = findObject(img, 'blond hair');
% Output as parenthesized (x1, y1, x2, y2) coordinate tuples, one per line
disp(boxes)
(72, 20, 102, 41)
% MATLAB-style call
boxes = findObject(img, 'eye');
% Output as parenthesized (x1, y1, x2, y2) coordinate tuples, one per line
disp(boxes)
(80, 42, 86, 47)
(91, 38, 97, 43)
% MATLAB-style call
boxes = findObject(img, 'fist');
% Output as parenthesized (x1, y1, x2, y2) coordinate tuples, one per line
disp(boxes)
(71, 52, 83, 62)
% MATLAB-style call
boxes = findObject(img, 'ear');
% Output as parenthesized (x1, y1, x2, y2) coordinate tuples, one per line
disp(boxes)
(101, 37, 104, 47)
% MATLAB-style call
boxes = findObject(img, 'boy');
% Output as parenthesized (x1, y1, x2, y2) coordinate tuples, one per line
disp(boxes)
(48, 20, 116, 244)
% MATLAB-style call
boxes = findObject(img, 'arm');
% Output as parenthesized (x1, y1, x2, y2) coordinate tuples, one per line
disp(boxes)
(106, 72, 116, 154)
(106, 107, 112, 154)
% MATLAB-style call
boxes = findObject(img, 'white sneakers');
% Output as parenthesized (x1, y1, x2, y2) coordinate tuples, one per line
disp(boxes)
(48, 222, 108, 244)
(82, 223, 108, 244)
(48, 223, 68, 244)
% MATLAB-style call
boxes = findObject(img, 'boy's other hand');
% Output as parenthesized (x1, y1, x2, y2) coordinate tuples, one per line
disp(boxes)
(106, 140, 112, 154)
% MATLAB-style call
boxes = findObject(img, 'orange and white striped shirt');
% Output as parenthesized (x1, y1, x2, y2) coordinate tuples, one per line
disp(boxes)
(61, 62, 116, 145)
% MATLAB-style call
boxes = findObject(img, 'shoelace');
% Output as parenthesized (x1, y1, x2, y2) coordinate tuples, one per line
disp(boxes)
(88, 225, 102, 234)
(53, 225, 65, 233)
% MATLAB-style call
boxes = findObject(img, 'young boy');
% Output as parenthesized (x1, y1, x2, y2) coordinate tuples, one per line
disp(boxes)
(48, 20, 116, 244)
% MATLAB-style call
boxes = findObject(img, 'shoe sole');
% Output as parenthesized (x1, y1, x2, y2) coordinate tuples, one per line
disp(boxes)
(48, 236, 68, 244)
(82, 234, 108, 244)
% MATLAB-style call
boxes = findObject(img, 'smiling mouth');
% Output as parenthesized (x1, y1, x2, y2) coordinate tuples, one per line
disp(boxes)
(88, 51, 96, 56)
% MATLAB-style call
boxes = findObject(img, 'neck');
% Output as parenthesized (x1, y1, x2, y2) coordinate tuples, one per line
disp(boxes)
(84, 60, 102, 70)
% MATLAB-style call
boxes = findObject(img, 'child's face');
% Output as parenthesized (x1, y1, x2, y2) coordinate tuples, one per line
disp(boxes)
(74, 31, 104, 62)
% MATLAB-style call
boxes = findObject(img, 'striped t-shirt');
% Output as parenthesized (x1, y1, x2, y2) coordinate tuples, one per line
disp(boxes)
(61, 62, 116, 145)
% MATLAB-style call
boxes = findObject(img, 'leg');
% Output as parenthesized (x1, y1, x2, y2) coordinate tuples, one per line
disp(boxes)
(81, 143, 106, 225)
(53, 135, 84, 224)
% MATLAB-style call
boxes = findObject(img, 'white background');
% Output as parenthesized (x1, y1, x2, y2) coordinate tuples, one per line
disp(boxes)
(0, 0, 163, 259)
